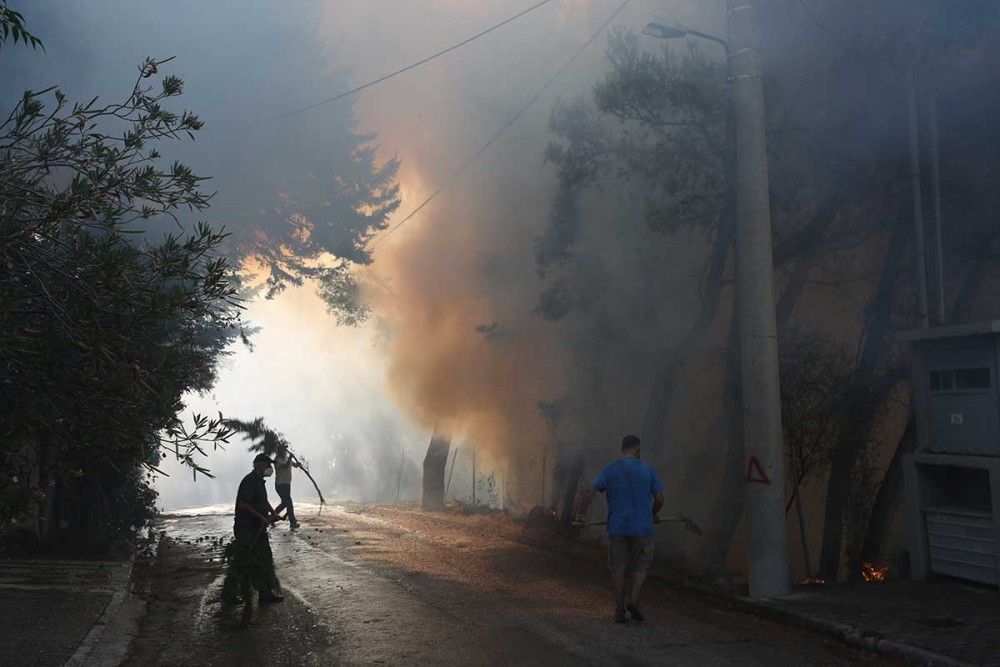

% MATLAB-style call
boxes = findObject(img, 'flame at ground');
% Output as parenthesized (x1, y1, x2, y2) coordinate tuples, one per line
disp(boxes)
(861, 562, 888, 583)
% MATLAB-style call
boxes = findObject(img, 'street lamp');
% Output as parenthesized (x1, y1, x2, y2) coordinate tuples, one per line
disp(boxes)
(642, 9, 790, 600)
(641, 22, 687, 40)
(642, 21, 730, 55)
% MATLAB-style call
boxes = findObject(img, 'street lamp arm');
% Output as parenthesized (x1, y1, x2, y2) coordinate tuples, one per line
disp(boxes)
(681, 26, 730, 55)
(642, 20, 729, 56)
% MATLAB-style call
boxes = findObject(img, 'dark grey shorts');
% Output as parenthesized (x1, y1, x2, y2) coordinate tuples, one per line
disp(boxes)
(607, 535, 655, 573)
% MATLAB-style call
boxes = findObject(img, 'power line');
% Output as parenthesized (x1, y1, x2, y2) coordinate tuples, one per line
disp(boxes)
(370, 0, 632, 246)
(773, 0, 873, 133)
(793, 0, 900, 72)
(256, 0, 555, 126)
(796, 0, 834, 40)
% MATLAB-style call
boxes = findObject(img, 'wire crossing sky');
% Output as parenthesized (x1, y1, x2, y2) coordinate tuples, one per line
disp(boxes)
(255, 0, 556, 126)
(370, 0, 632, 246)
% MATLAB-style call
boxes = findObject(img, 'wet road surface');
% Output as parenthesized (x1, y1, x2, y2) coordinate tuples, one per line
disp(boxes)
(126, 504, 885, 665)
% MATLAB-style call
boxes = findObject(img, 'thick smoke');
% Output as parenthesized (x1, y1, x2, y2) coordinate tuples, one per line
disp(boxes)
(357, 0, 1000, 575)
(9, 2, 1000, 576)
(357, 1, 715, 487)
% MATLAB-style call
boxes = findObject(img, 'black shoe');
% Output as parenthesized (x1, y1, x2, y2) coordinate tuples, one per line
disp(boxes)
(614, 607, 629, 624)
(626, 602, 644, 623)
(259, 592, 284, 604)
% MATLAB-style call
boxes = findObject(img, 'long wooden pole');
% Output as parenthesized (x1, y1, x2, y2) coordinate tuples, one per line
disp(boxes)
(289, 452, 325, 514)
(472, 449, 477, 507)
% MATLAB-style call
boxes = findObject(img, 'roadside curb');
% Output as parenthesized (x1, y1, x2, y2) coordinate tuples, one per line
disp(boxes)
(63, 556, 135, 667)
(641, 569, 970, 667)
(727, 596, 970, 667)
(517, 526, 968, 666)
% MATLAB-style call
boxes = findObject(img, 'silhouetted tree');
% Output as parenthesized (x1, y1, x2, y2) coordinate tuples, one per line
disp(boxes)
(0, 38, 244, 551)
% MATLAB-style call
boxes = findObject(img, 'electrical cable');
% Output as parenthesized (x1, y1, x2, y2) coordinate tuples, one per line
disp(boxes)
(369, 0, 632, 246)
(256, 0, 555, 126)
(796, 0, 834, 40)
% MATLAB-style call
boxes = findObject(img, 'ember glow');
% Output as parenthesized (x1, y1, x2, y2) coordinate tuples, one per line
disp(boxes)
(861, 563, 888, 583)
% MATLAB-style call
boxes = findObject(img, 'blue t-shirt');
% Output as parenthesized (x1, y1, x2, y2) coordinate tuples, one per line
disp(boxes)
(591, 457, 664, 537)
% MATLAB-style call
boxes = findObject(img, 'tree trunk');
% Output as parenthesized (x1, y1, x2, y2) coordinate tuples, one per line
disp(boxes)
(560, 454, 585, 526)
(949, 247, 986, 324)
(421, 432, 451, 511)
(774, 253, 811, 327)
(640, 212, 735, 449)
(857, 409, 915, 570)
(35, 438, 56, 545)
(817, 212, 908, 581)
(854, 248, 988, 571)
(794, 478, 813, 576)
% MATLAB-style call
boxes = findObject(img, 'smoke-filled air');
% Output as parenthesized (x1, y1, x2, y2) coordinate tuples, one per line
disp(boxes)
(6, 1, 1000, 661)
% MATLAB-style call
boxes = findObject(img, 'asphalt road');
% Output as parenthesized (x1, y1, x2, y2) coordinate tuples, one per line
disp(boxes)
(124, 504, 884, 666)
(0, 559, 130, 667)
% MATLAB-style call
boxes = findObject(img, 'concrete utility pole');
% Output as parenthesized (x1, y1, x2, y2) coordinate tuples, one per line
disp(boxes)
(906, 62, 930, 329)
(727, 0, 790, 598)
(929, 94, 946, 325)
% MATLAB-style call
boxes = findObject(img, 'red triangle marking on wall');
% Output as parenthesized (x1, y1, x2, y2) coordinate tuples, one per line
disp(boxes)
(746, 456, 771, 485)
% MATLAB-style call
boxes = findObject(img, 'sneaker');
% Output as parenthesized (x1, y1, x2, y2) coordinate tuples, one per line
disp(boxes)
(258, 592, 284, 604)
(614, 606, 629, 624)
(289, 524, 299, 532)
(626, 602, 644, 623)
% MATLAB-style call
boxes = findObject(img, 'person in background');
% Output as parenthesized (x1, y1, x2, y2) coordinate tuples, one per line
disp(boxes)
(273, 445, 301, 531)
(575, 434, 664, 624)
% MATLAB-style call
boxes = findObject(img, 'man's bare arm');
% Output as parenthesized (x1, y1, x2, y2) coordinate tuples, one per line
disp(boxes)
(652, 491, 664, 519)
(238, 500, 269, 524)
(237, 500, 282, 524)
(576, 487, 599, 518)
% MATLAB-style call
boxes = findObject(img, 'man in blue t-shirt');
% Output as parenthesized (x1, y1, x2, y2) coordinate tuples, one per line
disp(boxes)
(576, 434, 664, 624)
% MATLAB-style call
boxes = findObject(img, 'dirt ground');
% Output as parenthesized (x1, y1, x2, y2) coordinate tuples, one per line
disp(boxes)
(121, 503, 888, 665)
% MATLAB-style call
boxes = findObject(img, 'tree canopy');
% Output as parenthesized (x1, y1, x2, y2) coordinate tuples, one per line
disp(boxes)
(0, 49, 245, 550)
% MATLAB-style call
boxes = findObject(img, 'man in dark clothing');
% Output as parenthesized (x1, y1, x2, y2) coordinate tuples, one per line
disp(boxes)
(576, 435, 664, 624)
(232, 453, 284, 604)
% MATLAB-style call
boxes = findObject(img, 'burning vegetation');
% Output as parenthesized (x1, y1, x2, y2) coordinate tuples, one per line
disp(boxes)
(861, 563, 889, 584)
